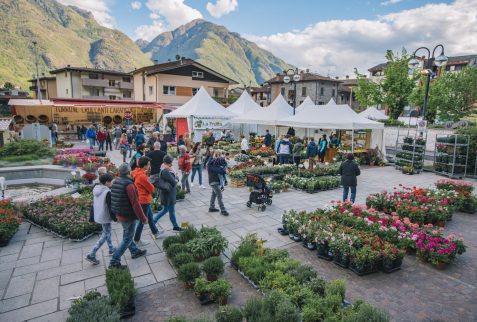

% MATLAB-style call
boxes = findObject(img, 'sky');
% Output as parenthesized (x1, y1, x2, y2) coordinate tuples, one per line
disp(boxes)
(56, 0, 477, 77)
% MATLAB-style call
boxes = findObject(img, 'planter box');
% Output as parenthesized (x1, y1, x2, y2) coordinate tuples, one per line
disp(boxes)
(333, 253, 350, 269)
(317, 243, 333, 261)
(350, 262, 379, 276)
(382, 258, 403, 273)
(230, 179, 246, 188)
(277, 227, 289, 235)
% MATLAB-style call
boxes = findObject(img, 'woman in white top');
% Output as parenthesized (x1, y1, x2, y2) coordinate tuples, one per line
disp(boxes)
(240, 135, 249, 154)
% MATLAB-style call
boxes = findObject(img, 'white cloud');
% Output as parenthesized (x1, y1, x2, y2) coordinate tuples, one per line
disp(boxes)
(206, 0, 238, 18)
(134, 0, 203, 40)
(381, 0, 403, 6)
(57, 0, 115, 28)
(246, 0, 477, 77)
(131, 1, 142, 10)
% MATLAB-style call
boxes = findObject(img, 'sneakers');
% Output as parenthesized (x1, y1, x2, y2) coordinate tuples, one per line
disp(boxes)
(135, 240, 150, 247)
(221, 211, 229, 216)
(153, 229, 165, 239)
(131, 249, 147, 259)
(86, 254, 100, 265)
(109, 263, 128, 270)
(109, 248, 116, 255)
(190, 182, 194, 188)
(173, 226, 184, 232)
(200, 185, 206, 189)
(220, 186, 225, 192)
(209, 208, 220, 212)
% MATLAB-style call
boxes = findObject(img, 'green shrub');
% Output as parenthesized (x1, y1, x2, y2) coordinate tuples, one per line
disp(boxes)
(202, 256, 225, 276)
(262, 291, 287, 318)
(166, 243, 189, 259)
(193, 277, 209, 295)
(0, 154, 41, 162)
(105, 268, 136, 309)
(208, 278, 232, 303)
(273, 258, 300, 273)
(67, 296, 120, 322)
(344, 302, 390, 322)
(306, 277, 327, 296)
(456, 126, 477, 173)
(260, 271, 298, 292)
(242, 296, 264, 322)
(231, 241, 257, 265)
(263, 248, 289, 263)
(177, 262, 201, 284)
(214, 305, 243, 322)
(274, 297, 301, 322)
(238, 256, 271, 284)
(165, 317, 188, 322)
(325, 279, 346, 302)
(179, 225, 199, 243)
(0, 140, 55, 160)
(287, 285, 315, 308)
(163, 235, 184, 251)
(172, 252, 195, 268)
(290, 265, 317, 284)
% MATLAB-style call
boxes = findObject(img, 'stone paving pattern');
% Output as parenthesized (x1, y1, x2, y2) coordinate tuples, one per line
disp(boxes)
(1, 147, 476, 322)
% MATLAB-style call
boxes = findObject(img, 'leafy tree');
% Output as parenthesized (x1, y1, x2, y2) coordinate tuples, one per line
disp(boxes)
(2, 82, 14, 90)
(353, 69, 383, 109)
(381, 49, 416, 119)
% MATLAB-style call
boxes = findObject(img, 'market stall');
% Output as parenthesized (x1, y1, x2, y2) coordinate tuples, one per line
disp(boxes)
(164, 87, 235, 142)
(359, 106, 388, 120)
(227, 91, 261, 138)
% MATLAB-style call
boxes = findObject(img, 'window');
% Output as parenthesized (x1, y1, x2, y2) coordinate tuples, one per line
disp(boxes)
(280, 87, 285, 96)
(288, 89, 295, 99)
(163, 86, 176, 96)
(66, 89, 69, 94)
(192, 88, 200, 96)
(332, 89, 335, 97)
(318, 101, 324, 105)
(213, 88, 219, 97)
(148, 86, 153, 96)
(109, 80, 116, 87)
(90, 88, 100, 96)
(450, 65, 456, 71)
(301, 87, 307, 96)
(89, 73, 99, 79)
(123, 90, 131, 98)
(122, 76, 131, 82)
(192, 71, 204, 78)
(320, 87, 324, 96)
(109, 95, 116, 100)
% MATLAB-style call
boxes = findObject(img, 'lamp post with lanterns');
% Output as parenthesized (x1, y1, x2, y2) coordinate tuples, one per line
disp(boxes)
(408, 44, 448, 121)
(283, 68, 301, 115)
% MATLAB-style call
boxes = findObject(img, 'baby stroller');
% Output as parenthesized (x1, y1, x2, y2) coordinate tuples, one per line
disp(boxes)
(246, 174, 272, 211)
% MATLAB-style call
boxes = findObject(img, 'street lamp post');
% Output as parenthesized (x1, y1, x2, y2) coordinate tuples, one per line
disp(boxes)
(283, 68, 301, 115)
(408, 44, 448, 121)
(32, 41, 42, 100)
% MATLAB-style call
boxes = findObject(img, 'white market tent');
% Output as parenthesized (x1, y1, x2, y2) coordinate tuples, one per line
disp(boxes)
(227, 91, 262, 137)
(231, 94, 293, 126)
(295, 96, 315, 114)
(359, 106, 388, 120)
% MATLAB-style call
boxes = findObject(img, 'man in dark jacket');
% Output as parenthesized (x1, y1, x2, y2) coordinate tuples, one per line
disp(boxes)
(158, 134, 168, 153)
(339, 153, 361, 203)
(147, 142, 166, 176)
(205, 131, 215, 148)
(305, 137, 319, 170)
(109, 163, 148, 269)
(264, 130, 272, 147)
(207, 153, 228, 216)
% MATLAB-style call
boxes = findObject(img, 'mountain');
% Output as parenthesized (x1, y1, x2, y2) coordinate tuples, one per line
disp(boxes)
(139, 19, 293, 86)
(0, 0, 151, 89)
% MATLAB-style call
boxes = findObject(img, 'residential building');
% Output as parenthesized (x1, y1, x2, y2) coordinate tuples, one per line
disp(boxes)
(266, 71, 341, 106)
(29, 66, 135, 100)
(250, 85, 271, 107)
(28, 75, 57, 99)
(132, 59, 238, 106)
(337, 77, 360, 110)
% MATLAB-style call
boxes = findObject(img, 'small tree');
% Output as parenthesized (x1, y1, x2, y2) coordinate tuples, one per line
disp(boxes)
(353, 69, 383, 109)
(2, 82, 14, 90)
(381, 49, 416, 119)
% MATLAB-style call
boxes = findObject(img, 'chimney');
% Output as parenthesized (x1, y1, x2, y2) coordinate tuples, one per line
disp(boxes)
(345, 75, 349, 79)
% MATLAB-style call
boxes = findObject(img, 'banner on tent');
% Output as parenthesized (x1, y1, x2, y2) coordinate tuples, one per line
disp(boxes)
(192, 117, 231, 130)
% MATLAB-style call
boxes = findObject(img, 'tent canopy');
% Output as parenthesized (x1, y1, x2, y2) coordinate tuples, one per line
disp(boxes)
(295, 96, 315, 114)
(278, 98, 384, 130)
(231, 94, 293, 126)
(165, 86, 234, 119)
(359, 106, 388, 120)
(227, 91, 261, 115)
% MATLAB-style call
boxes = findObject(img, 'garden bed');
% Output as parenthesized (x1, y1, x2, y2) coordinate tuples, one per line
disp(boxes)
(0, 199, 21, 246)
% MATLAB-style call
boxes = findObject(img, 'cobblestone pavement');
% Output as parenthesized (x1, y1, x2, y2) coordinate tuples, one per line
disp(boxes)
(0, 145, 476, 321)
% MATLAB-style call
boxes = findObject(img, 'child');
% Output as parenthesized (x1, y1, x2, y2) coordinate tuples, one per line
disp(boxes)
(86, 173, 116, 265)
(209, 150, 227, 191)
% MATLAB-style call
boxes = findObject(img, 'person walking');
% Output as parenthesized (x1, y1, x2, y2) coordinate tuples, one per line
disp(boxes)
(190, 142, 205, 189)
(76, 125, 81, 141)
(132, 156, 163, 244)
(109, 163, 148, 269)
(81, 125, 87, 141)
(131, 144, 145, 170)
(205, 131, 215, 148)
(113, 126, 122, 150)
(277, 135, 293, 164)
(292, 138, 304, 167)
(147, 132, 159, 150)
(176, 135, 185, 152)
(185, 133, 194, 152)
(86, 126, 96, 149)
(120, 133, 131, 163)
(105, 128, 113, 151)
(158, 134, 168, 153)
(318, 134, 328, 163)
(146, 141, 166, 176)
(153, 155, 184, 232)
(305, 137, 319, 170)
(178, 145, 191, 193)
(97, 128, 106, 151)
(264, 129, 272, 147)
(85, 173, 116, 265)
(339, 153, 361, 204)
(240, 135, 249, 154)
(135, 130, 146, 147)
(207, 151, 229, 216)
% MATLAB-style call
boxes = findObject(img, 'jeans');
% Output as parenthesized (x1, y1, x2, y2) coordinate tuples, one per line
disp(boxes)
(191, 165, 202, 185)
(110, 220, 140, 265)
(279, 154, 290, 165)
(98, 141, 104, 151)
(89, 138, 94, 149)
(210, 184, 226, 212)
(293, 156, 301, 167)
(153, 204, 179, 228)
(181, 171, 190, 192)
(106, 140, 112, 151)
(135, 204, 158, 241)
(343, 186, 357, 203)
(89, 223, 114, 257)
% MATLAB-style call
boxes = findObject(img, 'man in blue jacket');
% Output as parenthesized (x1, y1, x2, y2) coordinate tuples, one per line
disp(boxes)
(305, 137, 319, 170)
(135, 130, 145, 147)
(264, 130, 272, 147)
(276, 135, 293, 165)
(86, 125, 96, 149)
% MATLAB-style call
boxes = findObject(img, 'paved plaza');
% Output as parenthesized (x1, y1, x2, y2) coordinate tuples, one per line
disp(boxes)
(0, 148, 476, 322)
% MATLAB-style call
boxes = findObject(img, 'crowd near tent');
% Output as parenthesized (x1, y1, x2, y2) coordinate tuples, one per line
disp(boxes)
(359, 106, 388, 120)
(165, 86, 235, 141)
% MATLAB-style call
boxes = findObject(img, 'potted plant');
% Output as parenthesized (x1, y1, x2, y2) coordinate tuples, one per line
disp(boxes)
(381, 244, 404, 273)
(403, 136, 414, 144)
(208, 278, 232, 305)
(106, 267, 136, 318)
(171, 252, 194, 269)
(215, 305, 243, 322)
(177, 262, 201, 289)
(329, 237, 352, 268)
(202, 256, 225, 281)
(193, 277, 213, 305)
(82, 173, 97, 185)
(82, 163, 96, 173)
(0, 200, 21, 247)
(350, 246, 381, 276)
(186, 238, 210, 262)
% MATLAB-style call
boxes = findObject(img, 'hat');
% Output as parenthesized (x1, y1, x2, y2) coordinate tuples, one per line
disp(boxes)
(118, 163, 131, 176)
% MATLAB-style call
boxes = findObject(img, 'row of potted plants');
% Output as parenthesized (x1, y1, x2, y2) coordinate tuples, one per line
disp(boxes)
(435, 179, 477, 214)
(0, 199, 21, 247)
(283, 175, 341, 193)
(248, 146, 275, 157)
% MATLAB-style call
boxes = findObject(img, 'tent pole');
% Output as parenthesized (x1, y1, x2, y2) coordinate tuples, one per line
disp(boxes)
(351, 130, 354, 153)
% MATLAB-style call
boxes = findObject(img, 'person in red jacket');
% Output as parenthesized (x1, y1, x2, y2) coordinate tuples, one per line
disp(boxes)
(132, 156, 162, 244)
(178, 145, 191, 193)
(96, 128, 107, 151)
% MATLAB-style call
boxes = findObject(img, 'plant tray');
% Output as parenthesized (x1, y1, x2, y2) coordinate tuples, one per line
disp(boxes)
(198, 294, 214, 306)
(349, 266, 379, 276)
(277, 227, 289, 235)
(24, 219, 97, 242)
(333, 260, 349, 269)
(230, 179, 246, 188)
(382, 266, 401, 273)
(317, 253, 333, 261)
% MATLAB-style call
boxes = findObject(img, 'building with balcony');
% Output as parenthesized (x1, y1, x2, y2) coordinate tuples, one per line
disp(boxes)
(28, 75, 56, 99)
(250, 85, 271, 107)
(132, 59, 238, 107)
(266, 71, 341, 107)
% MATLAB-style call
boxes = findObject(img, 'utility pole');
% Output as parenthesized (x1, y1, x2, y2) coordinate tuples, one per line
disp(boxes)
(32, 41, 42, 100)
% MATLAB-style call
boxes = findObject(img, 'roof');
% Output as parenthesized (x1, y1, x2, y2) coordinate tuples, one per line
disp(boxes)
(28, 76, 56, 82)
(227, 91, 261, 115)
(250, 86, 270, 93)
(8, 98, 164, 109)
(0, 118, 12, 131)
(49, 66, 131, 76)
(132, 59, 238, 84)
(368, 63, 387, 73)
(266, 72, 341, 84)
(8, 99, 53, 106)
(359, 107, 388, 120)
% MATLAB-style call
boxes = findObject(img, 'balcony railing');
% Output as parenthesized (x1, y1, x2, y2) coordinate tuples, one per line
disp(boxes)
(118, 82, 133, 90)
(82, 78, 109, 87)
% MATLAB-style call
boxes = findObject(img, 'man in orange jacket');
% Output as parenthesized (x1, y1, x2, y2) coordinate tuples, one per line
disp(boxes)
(132, 156, 163, 244)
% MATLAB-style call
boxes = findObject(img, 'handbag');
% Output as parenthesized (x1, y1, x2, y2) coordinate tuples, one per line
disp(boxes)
(158, 170, 172, 192)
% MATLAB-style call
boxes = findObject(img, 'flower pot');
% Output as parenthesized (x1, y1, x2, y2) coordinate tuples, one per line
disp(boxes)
(306, 242, 317, 250)
(382, 257, 403, 273)
(434, 261, 447, 270)
(292, 234, 302, 242)
(71, 164, 77, 169)
(198, 293, 214, 305)
(405, 247, 415, 255)
(317, 243, 333, 261)
(436, 220, 446, 228)
(206, 273, 218, 282)
(277, 227, 288, 235)
(350, 262, 379, 276)
(63, 163, 68, 168)
(333, 253, 350, 268)
(0, 238, 10, 247)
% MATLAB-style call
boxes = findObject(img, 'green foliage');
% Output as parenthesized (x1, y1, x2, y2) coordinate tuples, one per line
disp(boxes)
(290, 264, 317, 284)
(208, 278, 232, 302)
(273, 258, 300, 273)
(231, 239, 257, 265)
(325, 279, 346, 302)
(165, 318, 188, 322)
(179, 225, 199, 243)
(242, 296, 264, 322)
(306, 277, 327, 296)
(171, 252, 195, 268)
(177, 262, 201, 284)
(193, 277, 209, 295)
(214, 305, 243, 322)
(381, 49, 416, 119)
(353, 72, 383, 108)
(379, 118, 406, 127)
(238, 256, 271, 284)
(67, 295, 120, 322)
(186, 226, 228, 259)
(105, 268, 136, 309)
(456, 126, 477, 174)
(202, 256, 225, 276)
(163, 235, 184, 251)
(260, 271, 298, 292)
(166, 243, 189, 259)
(344, 302, 390, 322)
(0, 140, 54, 161)
(263, 291, 301, 322)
